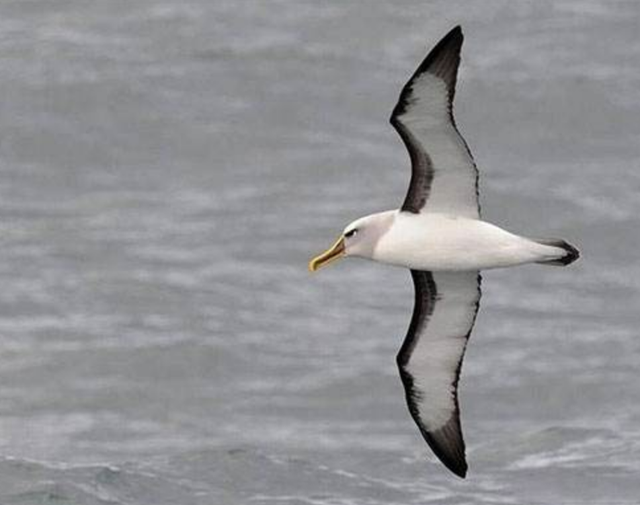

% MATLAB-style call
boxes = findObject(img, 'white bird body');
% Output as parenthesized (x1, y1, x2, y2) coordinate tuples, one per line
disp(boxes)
(356, 211, 566, 271)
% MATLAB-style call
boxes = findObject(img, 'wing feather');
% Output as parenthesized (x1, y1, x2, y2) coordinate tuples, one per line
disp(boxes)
(390, 25, 480, 218)
(397, 270, 481, 478)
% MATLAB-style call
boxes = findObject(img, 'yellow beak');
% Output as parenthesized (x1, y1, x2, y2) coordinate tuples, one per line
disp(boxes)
(309, 236, 346, 272)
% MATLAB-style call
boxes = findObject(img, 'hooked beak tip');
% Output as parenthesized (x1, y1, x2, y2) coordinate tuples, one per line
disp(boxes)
(308, 236, 345, 273)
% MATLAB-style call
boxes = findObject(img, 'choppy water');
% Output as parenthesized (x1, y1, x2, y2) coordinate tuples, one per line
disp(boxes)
(0, 1, 639, 503)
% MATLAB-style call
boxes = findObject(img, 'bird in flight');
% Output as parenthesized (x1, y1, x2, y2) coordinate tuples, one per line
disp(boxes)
(309, 25, 579, 478)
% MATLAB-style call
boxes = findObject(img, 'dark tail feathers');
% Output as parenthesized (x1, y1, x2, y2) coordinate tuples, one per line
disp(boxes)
(535, 239, 580, 266)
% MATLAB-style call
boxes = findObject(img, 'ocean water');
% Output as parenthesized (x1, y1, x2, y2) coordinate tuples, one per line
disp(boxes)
(0, 1, 639, 503)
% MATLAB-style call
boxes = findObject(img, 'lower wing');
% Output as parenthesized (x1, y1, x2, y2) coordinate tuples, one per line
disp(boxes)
(397, 270, 481, 477)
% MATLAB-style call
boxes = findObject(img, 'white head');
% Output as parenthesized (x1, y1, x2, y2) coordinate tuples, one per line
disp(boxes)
(309, 211, 395, 271)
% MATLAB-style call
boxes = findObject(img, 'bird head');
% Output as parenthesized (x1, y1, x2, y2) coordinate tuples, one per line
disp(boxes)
(308, 212, 394, 271)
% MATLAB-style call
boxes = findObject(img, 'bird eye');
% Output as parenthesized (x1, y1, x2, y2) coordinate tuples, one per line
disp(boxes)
(345, 228, 358, 238)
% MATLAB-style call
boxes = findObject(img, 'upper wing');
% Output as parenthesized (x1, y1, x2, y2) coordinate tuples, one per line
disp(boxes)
(390, 25, 480, 218)
(396, 270, 481, 478)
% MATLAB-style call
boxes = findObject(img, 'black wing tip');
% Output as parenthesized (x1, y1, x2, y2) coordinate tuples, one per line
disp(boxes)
(450, 25, 463, 38)
(414, 24, 464, 75)
(424, 422, 468, 478)
(439, 451, 468, 478)
(442, 25, 464, 46)
(391, 24, 465, 120)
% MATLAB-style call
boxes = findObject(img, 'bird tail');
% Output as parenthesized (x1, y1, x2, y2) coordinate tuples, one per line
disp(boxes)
(534, 239, 580, 266)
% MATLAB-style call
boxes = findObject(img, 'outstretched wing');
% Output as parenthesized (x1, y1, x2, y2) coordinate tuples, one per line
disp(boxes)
(390, 25, 479, 218)
(397, 270, 481, 478)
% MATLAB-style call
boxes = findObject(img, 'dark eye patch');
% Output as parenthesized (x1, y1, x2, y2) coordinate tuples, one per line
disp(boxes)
(345, 228, 358, 238)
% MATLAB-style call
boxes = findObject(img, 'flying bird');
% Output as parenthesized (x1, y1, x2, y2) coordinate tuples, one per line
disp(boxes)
(309, 26, 579, 478)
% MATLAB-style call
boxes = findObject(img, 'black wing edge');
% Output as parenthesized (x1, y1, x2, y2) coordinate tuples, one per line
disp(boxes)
(396, 271, 482, 479)
(393, 119, 434, 214)
(391, 25, 463, 120)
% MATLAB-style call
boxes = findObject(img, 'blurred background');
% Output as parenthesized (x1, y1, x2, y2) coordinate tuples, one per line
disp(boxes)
(0, 0, 638, 503)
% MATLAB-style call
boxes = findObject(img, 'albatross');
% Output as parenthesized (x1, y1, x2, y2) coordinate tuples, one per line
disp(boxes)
(308, 25, 579, 478)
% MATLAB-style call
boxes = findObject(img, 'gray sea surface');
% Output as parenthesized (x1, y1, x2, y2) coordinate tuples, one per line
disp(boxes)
(0, 1, 638, 504)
